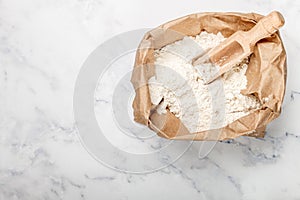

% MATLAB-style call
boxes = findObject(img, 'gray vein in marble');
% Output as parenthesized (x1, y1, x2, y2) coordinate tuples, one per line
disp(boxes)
(0, 41, 54, 82)
(286, 132, 300, 139)
(220, 136, 283, 164)
(84, 174, 115, 181)
(95, 98, 110, 104)
(193, 157, 243, 197)
(291, 90, 300, 101)
(169, 164, 203, 194)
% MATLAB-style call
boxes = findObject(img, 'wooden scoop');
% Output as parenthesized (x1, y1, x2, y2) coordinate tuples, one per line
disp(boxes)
(192, 11, 285, 84)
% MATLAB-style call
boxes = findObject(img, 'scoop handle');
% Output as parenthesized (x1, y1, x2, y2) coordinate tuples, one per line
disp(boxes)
(247, 11, 285, 46)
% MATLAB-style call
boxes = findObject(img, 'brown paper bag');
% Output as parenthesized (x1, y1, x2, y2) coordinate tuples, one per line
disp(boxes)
(131, 12, 287, 141)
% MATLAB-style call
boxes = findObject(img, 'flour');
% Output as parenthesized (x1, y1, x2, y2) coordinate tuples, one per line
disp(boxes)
(148, 31, 262, 133)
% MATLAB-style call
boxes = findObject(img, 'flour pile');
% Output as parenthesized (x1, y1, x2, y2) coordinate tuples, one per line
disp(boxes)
(148, 32, 262, 133)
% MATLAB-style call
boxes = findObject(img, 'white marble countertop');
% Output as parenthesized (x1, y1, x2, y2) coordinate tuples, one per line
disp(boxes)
(1, 0, 300, 199)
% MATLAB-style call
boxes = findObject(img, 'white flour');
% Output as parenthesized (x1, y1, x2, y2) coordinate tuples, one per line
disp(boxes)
(148, 31, 262, 133)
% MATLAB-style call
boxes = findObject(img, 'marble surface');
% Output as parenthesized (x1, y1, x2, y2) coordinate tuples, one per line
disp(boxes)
(1, 0, 300, 199)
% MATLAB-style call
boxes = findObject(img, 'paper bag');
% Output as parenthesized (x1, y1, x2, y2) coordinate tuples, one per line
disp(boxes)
(131, 12, 287, 141)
